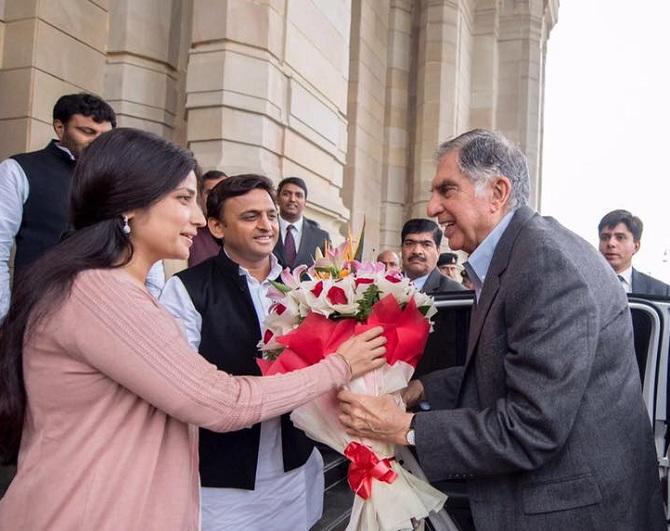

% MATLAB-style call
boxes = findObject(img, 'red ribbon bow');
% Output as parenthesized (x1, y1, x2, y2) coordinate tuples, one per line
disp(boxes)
(344, 441, 397, 500)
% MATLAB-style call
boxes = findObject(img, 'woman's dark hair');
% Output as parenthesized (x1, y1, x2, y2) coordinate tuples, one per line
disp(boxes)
(0, 128, 197, 463)
(206, 174, 276, 220)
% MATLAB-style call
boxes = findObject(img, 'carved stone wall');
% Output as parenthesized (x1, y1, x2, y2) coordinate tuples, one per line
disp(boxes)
(0, 0, 558, 261)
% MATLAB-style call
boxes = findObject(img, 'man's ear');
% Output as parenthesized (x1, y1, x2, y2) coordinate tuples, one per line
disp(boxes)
(53, 119, 65, 141)
(489, 176, 512, 212)
(208, 217, 225, 239)
(633, 240, 641, 254)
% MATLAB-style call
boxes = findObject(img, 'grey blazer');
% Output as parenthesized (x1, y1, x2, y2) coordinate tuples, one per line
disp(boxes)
(632, 268, 670, 296)
(421, 268, 464, 294)
(273, 217, 330, 269)
(415, 207, 665, 530)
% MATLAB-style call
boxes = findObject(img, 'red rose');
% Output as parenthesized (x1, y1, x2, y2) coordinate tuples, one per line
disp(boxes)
(327, 285, 348, 305)
(263, 329, 274, 344)
(275, 303, 287, 315)
(385, 274, 402, 283)
(311, 281, 324, 297)
(355, 277, 374, 287)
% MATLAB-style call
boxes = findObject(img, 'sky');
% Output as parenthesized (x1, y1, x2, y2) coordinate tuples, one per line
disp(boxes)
(541, 0, 670, 283)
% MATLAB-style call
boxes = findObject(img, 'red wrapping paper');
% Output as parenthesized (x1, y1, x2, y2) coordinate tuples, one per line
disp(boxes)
(257, 294, 430, 376)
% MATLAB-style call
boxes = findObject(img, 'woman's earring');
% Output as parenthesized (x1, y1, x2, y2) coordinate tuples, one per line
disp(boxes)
(122, 215, 131, 235)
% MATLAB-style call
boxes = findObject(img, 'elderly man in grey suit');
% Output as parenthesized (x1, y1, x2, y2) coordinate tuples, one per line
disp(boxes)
(598, 209, 670, 296)
(400, 218, 462, 294)
(273, 177, 330, 269)
(339, 129, 665, 530)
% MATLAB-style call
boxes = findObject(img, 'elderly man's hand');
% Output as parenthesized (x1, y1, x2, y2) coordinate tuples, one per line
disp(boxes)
(338, 389, 414, 446)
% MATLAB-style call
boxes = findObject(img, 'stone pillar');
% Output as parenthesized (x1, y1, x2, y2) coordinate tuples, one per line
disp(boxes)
(378, 0, 413, 253)
(344, 0, 391, 257)
(470, 0, 498, 129)
(186, 0, 350, 241)
(409, 0, 470, 218)
(105, 0, 193, 143)
(0, 0, 109, 159)
(0, 0, 6, 68)
(496, 0, 556, 208)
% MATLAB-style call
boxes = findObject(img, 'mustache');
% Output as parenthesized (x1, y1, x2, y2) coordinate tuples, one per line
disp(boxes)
(409, 255, 426, 261)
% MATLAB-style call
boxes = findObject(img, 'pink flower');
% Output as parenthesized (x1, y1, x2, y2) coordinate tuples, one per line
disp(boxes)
(281, 265, 308, 288)
(266, 284, 286, 302)
(327, 285, 348, 305)
(355, 261, 385, 275)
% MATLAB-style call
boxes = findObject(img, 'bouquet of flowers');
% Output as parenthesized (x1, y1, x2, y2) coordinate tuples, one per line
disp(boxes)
(257, 239, 449, 531)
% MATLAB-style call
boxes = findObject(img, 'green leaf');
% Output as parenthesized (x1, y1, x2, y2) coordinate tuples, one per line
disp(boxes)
(263, 348, 285, 361)
(353, 217, 366, 262)
(355, 284, 382, 321)
(269, 279, 292, 294)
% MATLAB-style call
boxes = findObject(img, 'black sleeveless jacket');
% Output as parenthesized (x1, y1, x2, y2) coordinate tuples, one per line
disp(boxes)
(176, 251, 315, 489)
(11, 140, 75, 271)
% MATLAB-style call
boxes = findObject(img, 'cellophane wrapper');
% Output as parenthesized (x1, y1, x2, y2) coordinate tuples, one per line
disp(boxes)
(290, 360, 447, 531)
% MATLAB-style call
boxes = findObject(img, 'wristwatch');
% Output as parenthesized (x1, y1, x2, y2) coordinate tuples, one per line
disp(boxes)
(405, 414, 417, 446)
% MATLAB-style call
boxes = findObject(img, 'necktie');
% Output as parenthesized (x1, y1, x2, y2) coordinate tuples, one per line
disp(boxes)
(284, 225, 297, 267)
(617, 274, 629, 293)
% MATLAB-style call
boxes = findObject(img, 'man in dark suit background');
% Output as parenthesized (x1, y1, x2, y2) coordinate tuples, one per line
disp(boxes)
(598, 209, 670, 296)
(273, 177, 330, 268)
(339, 129, 665, 530)
(400, 218, 462, 294)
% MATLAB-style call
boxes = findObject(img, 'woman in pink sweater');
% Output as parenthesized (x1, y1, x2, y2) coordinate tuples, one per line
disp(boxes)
(0, 128, 386, 530)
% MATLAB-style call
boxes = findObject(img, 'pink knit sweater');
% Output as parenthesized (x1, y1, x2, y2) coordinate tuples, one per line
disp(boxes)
(0, 268, 348, 530)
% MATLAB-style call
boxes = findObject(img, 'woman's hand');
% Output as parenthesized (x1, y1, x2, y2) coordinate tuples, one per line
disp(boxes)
(336, 326, 386, 379)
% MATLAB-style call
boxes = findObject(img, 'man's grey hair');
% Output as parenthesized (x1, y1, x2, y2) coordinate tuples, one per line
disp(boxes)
(435, 129, 530, 209)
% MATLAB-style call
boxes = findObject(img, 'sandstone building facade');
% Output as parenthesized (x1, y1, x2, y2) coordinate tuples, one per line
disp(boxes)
(0, 0, 558, 262)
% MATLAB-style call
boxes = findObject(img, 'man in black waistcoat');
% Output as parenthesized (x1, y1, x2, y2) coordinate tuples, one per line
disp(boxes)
(0, 93, 115, 322)
(159, 175, 324, 530)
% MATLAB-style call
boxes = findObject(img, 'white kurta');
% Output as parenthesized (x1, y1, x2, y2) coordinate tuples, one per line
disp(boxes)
(159, 254, 324, 530)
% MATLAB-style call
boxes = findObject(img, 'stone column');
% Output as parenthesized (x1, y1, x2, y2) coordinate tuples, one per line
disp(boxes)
(0, 0, 109, 159)
(104, 0, 193, 143)
(344, 0, 391, 257)
(496, 0, 556, 209)
(378, 0, 413, 253)
(186, 0, 350, 240)
(0, 0, 6, 69)
(409, 0, 472, 218)
(470, 0, 498, 129)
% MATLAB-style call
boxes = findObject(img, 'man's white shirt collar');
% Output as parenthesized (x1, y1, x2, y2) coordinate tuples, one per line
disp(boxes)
(464, 209, 516, 301)
(279, 216, 304, 249)
(279, 215, 303, 233)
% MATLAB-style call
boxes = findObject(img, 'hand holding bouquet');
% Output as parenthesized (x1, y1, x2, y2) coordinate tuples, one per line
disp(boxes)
(257, 240, 447, 531)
